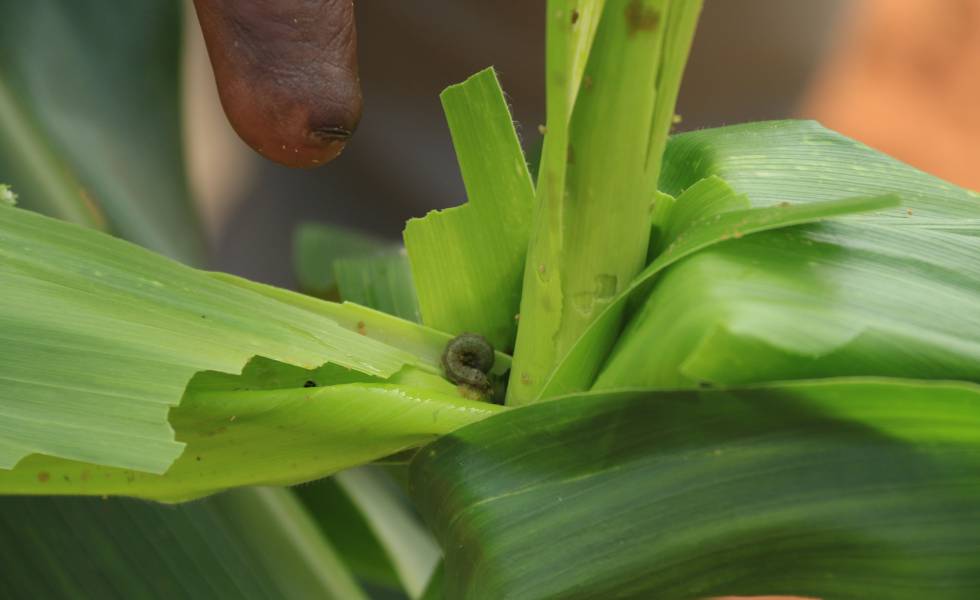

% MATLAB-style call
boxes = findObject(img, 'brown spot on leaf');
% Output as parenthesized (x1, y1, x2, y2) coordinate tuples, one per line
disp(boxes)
(37, 472, 50, 483)
(356, 321, 367, 335)
(625, 0, 660, 36)
(571, 9, 580, 24)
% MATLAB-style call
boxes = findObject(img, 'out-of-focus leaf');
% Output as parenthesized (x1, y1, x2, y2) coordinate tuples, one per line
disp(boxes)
(542, 190, 898, 397)
(333, 468, 441, 598)
(335, 253, 421, 323)
(294, 223, 394, 298)
(0, 184, 15, 207)
(0, 488, 367, 599)
(597, 121, 980, 389)
(404, 67, 534, 351)
(215, 487, 369, 599)
(0, 1, 203, 263)
(295, 477, 403, 590)
(411, 379, 980, 599)
(0, 204, 506, 477)
(419, 563, 445, 600)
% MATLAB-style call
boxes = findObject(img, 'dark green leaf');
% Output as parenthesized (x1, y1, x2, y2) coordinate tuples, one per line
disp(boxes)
(0, 489, 366, 599)
(411, 379, 980, 599)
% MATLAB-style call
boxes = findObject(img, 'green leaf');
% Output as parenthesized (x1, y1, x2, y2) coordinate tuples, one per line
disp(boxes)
(404, 67, 535, 351)
(0, 1, 204, 263)
(215, 487, 370, 599)
(541, 188, 898, 397)
(419, 563, 445, 600)
(0, 356, 502, 502)
(333, 468, 441, 598)
(0, 204, 503, 478)
(596, 121, 980, 389)
(411, 379, 980, 599)
(334, 253, 421, 323)
(294, 223, 395, 298)
(0, 489, 367, 599)
(297, 477, 405, 590)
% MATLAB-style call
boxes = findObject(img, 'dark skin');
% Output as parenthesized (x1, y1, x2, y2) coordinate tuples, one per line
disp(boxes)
(193, 0, 361, 168)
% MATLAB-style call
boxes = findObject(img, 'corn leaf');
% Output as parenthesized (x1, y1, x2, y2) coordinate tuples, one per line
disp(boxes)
(333, 468, 441, 599)
(404, 67, 534, 351)
(294, 223, 395, 298)
(294, 476, 404, 591)
(542, 188, 898, 397)
(411, 379, 980, 599)
(597, 120, 980, 389)
(0, 345, 501, 502)
(0, 1, 203, 263)
(0, 204, 502, 480)
(334, 253, 421, 324)
(0, 488, 367, 599)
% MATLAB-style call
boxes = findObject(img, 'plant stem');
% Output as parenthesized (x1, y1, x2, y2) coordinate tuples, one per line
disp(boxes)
(507, 0, 703, 406)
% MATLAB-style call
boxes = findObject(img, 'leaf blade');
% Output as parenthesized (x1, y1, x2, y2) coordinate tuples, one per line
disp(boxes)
(411, 379, 980, 599)
(404, 67, 535, 350)
(0, 204, 499, 476)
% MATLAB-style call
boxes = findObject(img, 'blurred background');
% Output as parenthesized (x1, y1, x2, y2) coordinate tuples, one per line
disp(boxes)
(184, 0, 980, 286)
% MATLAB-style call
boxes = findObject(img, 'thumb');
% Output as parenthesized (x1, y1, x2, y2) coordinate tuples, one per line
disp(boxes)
(192, 0, 362, 168)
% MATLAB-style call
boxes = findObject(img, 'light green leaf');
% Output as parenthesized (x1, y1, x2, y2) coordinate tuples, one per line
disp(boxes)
(0, 184, 15, 207)
(542, 188, 898, 397)
(0, 204, 503, 477)
(0, 489, 367, 599)
(644, 0, 704, 193)
(652, 175, 749, 256)
(411, 379, 980, 599)
(596, 120, 980, 389)
(0, 1, 203, 263)
(404, 67, 534, 351)
(0, 355, 501, 502)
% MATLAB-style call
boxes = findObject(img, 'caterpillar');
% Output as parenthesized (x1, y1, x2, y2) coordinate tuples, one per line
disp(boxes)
(442, 333, 495, 392)
(193, 0, 362, 168)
